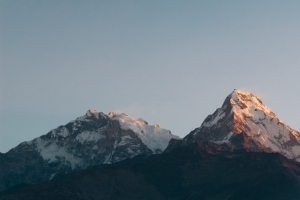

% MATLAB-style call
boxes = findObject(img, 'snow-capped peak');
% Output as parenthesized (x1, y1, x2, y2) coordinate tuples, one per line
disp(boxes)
(5, 108, 180, 187)
(230, 89, 276, 121)
(229, 90, 299, 137)
(2, 109, 181, 191)
(187, 89, 300, 162)
(201, 89, 280, 130)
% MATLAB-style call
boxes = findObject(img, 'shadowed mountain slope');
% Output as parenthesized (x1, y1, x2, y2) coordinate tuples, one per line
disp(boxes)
(1, 142, 300, 200)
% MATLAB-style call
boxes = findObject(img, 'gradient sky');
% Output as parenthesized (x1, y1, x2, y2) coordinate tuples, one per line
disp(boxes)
(1, 1, 300, 152)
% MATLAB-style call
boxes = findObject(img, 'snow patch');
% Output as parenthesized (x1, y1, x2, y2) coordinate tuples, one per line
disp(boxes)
(76, 131, 105, 143)
(108, 112, 180, 152)
(35, 138, 81, 169)
(57, 127, 69, 138)
(202, 109, 226, 127)
(119, 136, 132, 146)
(214, 132, 234, 144)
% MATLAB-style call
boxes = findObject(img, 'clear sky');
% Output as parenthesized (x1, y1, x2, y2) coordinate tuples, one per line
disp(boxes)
(1, 1, 300, 152)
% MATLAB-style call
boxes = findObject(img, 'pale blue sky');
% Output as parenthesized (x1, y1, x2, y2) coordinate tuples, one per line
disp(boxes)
(1, 1, 300, 152)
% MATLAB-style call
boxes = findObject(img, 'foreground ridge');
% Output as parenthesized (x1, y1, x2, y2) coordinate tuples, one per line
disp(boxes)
(2, 142, 300, 200)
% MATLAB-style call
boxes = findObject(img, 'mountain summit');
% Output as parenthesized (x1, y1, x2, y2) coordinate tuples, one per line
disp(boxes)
(0, 110, 179, 191)
(183, 89, 300, 161)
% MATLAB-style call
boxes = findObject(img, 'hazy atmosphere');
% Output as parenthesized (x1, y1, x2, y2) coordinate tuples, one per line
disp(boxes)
(1, 1, 300, 153)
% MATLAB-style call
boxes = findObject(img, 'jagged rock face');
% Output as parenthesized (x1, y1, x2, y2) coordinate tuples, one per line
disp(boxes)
(0, 109, 178, 191)
(184, 89, 300, 161)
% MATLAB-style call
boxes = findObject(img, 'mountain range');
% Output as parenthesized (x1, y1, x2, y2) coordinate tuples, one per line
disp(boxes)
(1, 89, 300, 199)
